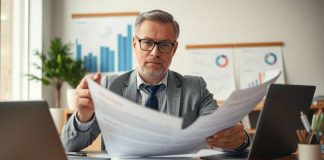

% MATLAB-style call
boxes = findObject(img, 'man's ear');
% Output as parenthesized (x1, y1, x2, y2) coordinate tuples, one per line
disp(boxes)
(132, 37, 136, 49)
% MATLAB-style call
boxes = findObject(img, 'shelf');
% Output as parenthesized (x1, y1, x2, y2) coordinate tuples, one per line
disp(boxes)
(217, 100, 324, 111)
(217, 100, 263, 111)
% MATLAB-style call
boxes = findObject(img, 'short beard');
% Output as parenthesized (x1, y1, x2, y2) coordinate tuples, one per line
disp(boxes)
(140, 67, 166, 79)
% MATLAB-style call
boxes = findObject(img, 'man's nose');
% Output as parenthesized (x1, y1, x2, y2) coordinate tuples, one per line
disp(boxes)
(150, 45, 160, 57)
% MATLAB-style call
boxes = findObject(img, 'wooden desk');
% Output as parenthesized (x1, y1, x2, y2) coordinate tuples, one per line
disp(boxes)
(67, 151, 324, 160)
(266, 153, 324, 160)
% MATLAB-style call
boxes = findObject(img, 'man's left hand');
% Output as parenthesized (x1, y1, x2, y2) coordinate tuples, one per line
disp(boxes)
(207, 123, 246, 150)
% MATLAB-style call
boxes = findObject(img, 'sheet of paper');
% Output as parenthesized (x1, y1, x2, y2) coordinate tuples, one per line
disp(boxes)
(88, 70, 281, 156)
(88, 149, 224, 159)
(152, 149, 224, 158)
(88, 79, 203, 156)
(182, 75, 276, 137)
(165, 70, 281, 147)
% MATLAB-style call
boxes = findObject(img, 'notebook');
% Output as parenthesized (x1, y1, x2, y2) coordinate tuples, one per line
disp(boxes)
(0, 101, 67, 160)
(204, 84, 316, 159)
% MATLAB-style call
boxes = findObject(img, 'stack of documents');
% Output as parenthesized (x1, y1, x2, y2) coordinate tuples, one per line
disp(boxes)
(88, 70, 281, 157)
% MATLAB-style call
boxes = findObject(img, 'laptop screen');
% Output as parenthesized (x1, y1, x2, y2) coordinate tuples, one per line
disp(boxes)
(0, 101, 67, 160)
(249, 84, 315, 159)
(202, 84, 316, 160)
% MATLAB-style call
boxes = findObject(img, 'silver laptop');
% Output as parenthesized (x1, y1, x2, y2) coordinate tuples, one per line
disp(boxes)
(0, 101, 67, 160)
(204, 84, 316, 159)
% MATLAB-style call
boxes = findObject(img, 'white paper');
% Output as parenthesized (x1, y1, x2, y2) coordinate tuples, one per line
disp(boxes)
(152, 149, 224, 158)
(88, 70, 281, 156)
(88, 149, 224, 159)
(88, 80, 188, 156)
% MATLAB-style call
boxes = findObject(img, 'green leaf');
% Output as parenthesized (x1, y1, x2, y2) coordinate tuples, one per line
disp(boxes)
(26, 37, 87, 107)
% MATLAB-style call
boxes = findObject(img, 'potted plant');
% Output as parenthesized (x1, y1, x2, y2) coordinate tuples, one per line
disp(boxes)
(27, 37, 86, 133)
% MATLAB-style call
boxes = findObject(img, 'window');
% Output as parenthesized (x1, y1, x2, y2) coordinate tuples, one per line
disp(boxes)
(1, 0, 42, 101)
(0, 0, 13, 100)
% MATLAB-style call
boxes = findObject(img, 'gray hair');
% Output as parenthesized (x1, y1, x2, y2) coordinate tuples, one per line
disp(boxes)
(135, 10, 180, 39)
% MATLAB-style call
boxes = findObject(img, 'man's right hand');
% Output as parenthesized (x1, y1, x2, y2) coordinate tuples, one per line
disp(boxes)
(75, 72, 101, 123)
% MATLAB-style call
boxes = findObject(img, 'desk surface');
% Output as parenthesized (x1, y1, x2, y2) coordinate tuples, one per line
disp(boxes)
(66, 152, 309, 160)
(67, 155, 298, 160)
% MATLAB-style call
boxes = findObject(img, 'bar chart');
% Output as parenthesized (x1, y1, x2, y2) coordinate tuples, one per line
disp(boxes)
(75, 24, 133, 73)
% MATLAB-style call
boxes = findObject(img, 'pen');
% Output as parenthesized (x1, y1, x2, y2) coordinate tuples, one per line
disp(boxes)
(316, 113, 323, 131)
(315, 110, 322, 131)
(311, 114, 316, 130)
(300, 111, 311, 132)
(307, 131, 314, 144)
(296, 130, 303, 143)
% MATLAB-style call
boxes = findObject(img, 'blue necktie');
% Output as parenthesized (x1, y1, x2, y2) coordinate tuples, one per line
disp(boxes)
(144, 84, 162, 110)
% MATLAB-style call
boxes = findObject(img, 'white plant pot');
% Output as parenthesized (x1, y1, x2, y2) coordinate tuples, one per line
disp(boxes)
(49, 108, 65, 134)
(66, 88, 76, 110)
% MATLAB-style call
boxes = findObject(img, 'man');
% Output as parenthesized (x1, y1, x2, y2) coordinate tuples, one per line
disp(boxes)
(61, 9, 249, 152)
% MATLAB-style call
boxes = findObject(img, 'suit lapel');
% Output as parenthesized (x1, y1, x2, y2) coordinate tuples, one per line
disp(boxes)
(166, 71, 182, 117)
(122, 71, 138, 102)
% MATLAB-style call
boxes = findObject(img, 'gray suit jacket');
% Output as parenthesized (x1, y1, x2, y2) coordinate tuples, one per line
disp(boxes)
(61, 70, 218, 151)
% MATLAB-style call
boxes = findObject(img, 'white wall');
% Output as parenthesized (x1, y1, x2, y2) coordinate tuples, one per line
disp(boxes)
(51, 0, 324, 107)
(42, 0, 56, 107)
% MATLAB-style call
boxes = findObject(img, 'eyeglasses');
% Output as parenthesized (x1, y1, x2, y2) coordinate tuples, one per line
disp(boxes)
(136, 36, 176, 53)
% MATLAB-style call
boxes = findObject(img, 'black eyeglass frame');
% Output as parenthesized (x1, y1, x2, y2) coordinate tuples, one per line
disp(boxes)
(136, 36, 176, 53)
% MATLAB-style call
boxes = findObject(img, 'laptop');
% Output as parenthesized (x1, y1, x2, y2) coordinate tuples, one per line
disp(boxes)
(204, 84, 316, 159)
(0, 101, 68, 160)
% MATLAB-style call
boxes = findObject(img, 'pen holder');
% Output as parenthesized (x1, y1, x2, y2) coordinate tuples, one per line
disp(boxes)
(298, 143, 321, 160)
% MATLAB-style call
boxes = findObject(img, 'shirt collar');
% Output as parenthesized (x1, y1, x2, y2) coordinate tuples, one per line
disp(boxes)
(136, 70, 168, 89)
